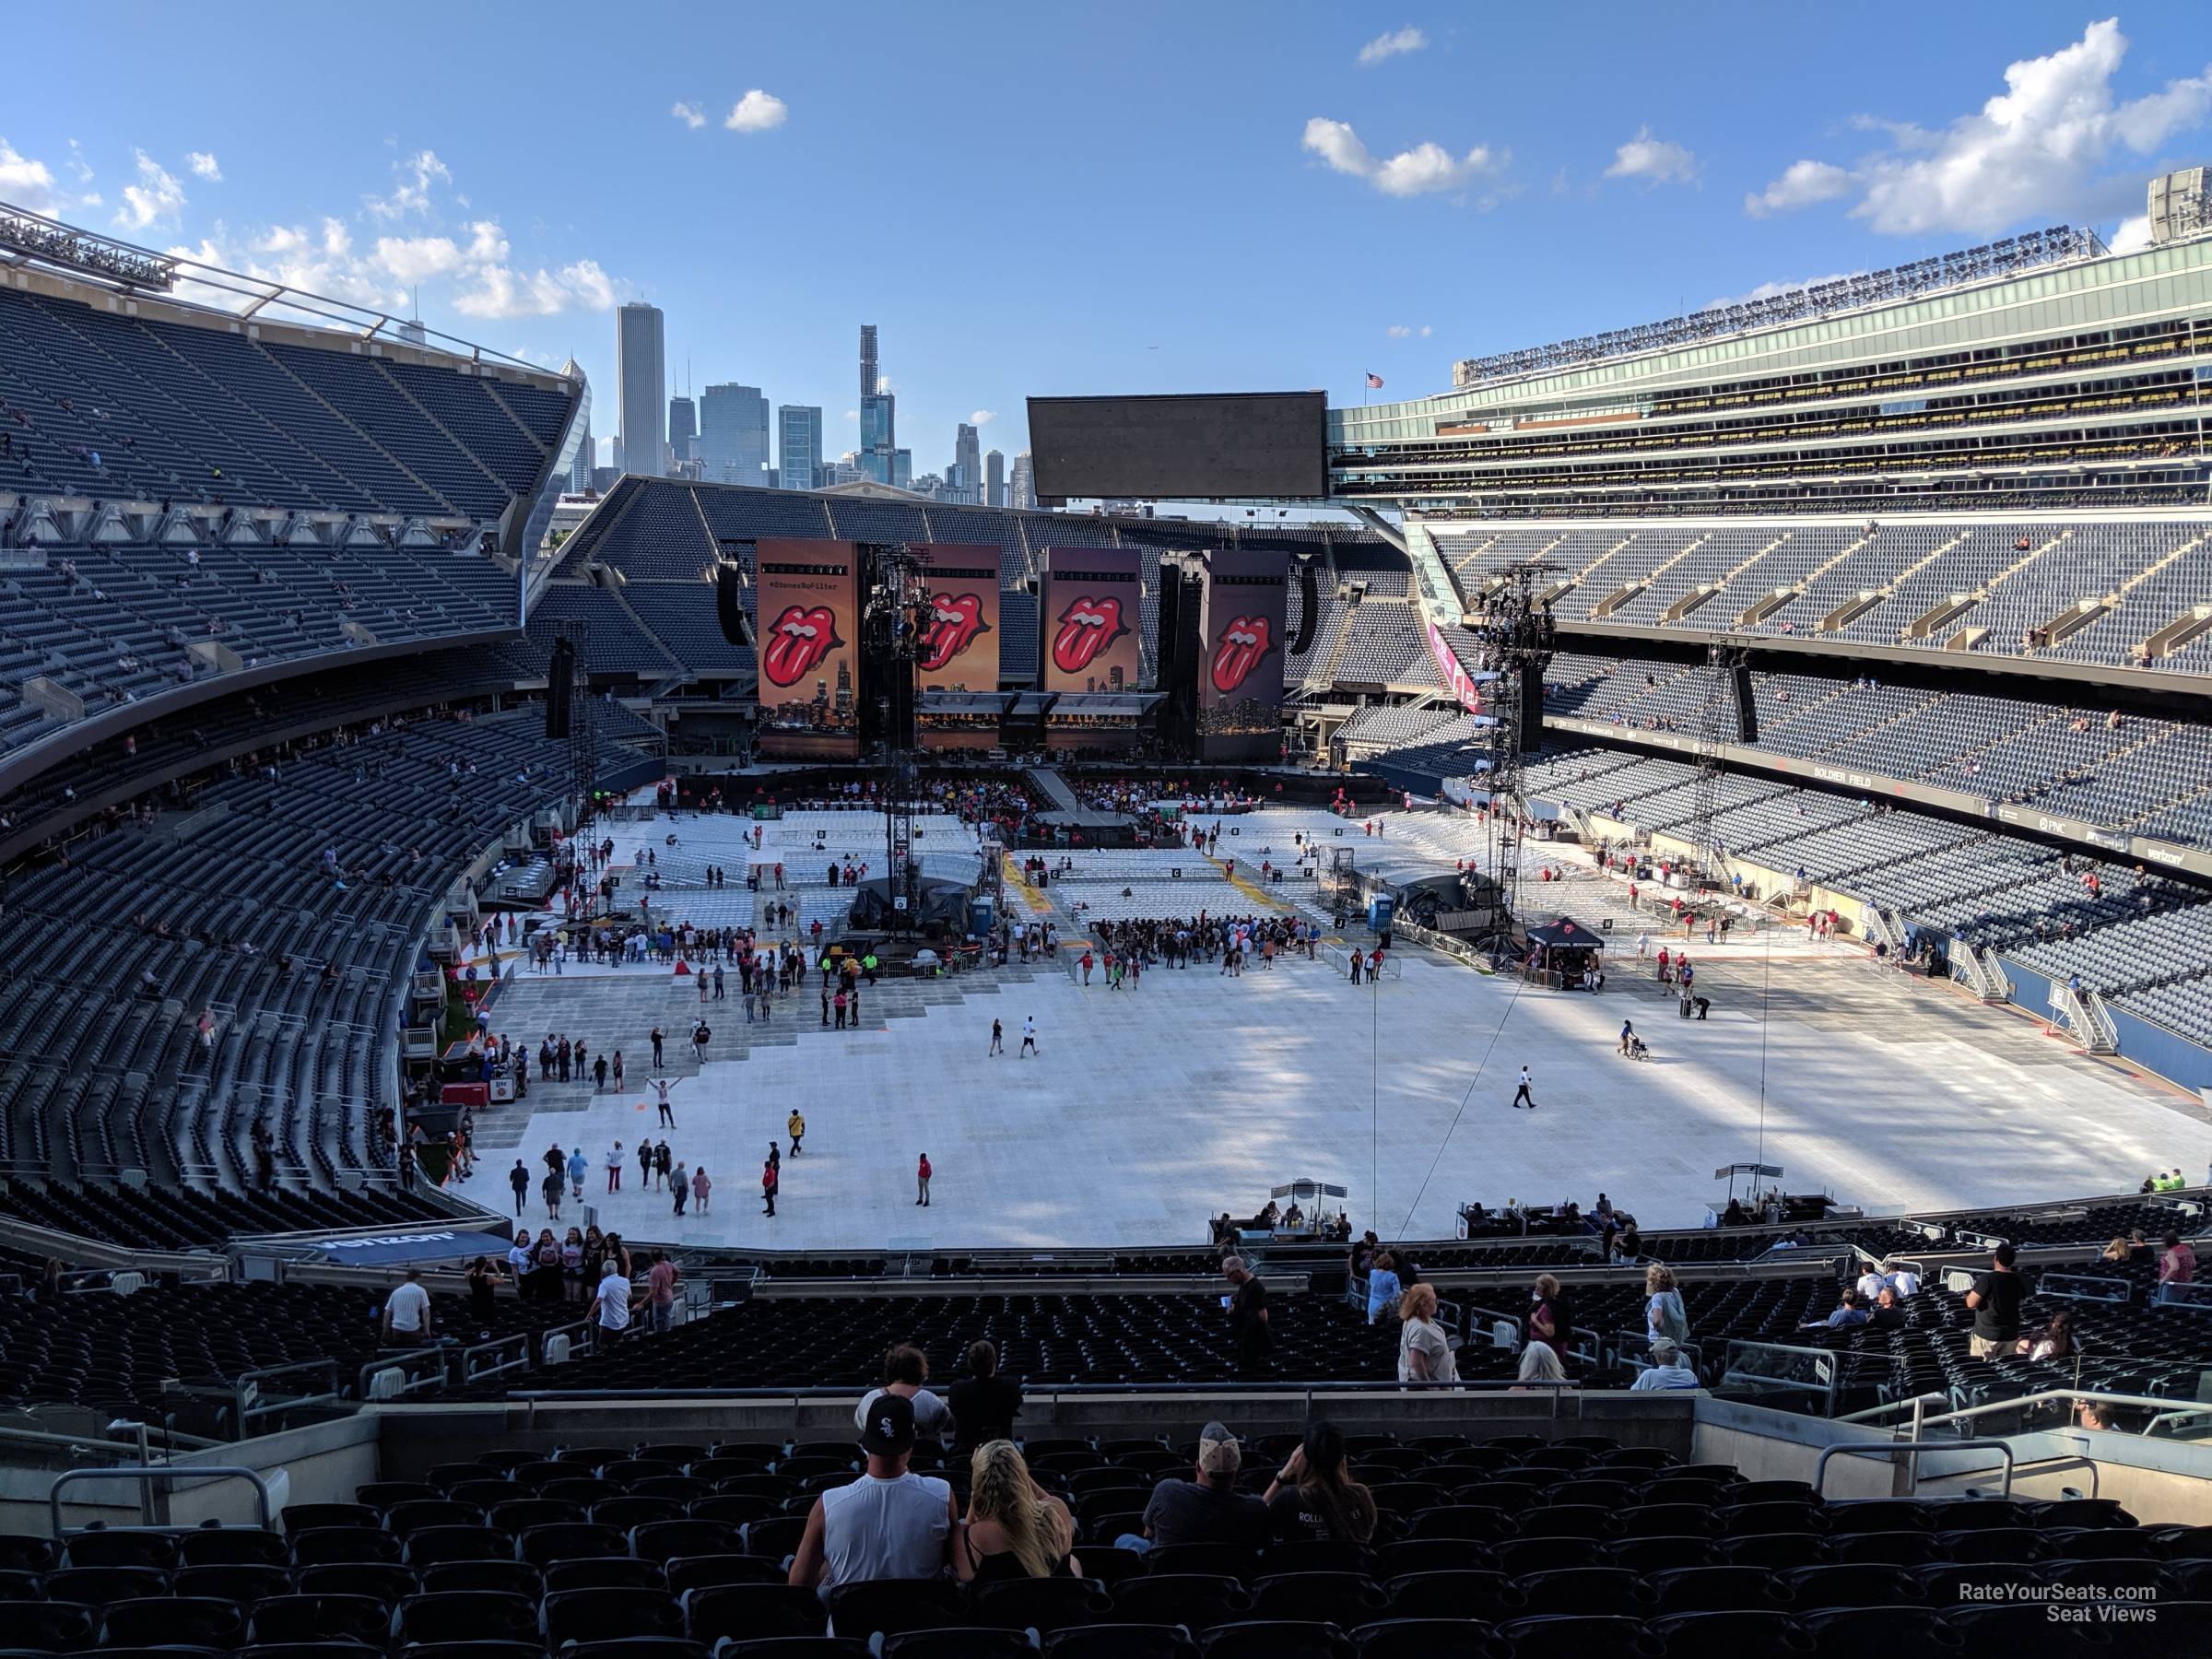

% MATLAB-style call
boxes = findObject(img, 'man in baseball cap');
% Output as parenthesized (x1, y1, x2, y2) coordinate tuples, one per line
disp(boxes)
(787, 1391, 959, 1596)
(1115, 1419, 1270, 1553)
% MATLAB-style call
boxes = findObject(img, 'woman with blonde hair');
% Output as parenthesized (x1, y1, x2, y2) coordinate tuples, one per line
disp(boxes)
(955, 1440, 1080, 1582)
(1515, 1341, 1570, 1388)
(1397, 1282, 1458, 1383)
(1645, 1262, 1688, 1351)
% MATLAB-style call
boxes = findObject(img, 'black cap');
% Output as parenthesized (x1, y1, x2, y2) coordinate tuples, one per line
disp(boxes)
(859, 1391, 916, 1455)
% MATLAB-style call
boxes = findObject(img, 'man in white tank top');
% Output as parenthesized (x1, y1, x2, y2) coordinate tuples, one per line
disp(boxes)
(788, 1392, 957, 1601)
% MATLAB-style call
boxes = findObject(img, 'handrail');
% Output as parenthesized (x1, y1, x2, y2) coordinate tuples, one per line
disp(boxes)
(1835, 1390, 1950, 1426)
(1912, 1386, 2212, 1437)
(49, 1465, 274, 1538)
(1816, 1438, 2015, 1498)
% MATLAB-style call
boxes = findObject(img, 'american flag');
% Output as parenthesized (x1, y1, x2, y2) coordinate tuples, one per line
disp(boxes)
(1365, 372, 1384, 389)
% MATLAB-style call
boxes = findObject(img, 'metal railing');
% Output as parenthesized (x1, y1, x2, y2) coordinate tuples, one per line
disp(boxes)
(1718, 1338, 1837, 1414)
(50, 1465, 275, 1538)
(358, 1345, 449, 1402)
(1816, 1438, 2015, 1498)
(512, 1376, 1611, 1427)
(1902, 1386, 2212, 1444)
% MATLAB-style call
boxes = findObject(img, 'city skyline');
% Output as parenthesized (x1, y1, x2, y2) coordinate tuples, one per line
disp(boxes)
(7, 6, 2212, 487)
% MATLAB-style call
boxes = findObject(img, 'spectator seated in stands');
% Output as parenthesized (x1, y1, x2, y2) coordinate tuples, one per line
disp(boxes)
(954, 1440, 1081, 1582)
(1631, 1336, 1700, 1390)
(947, 1339, 1023, 1457)
(1116, 1420, 1270, 1554)
(1515, 1341, 1569, 1388)
(1800, 1288, 1869, 1332)
(1259, 1420, 1378, 1544)
(1867, 1285, 1908, 1331)
(789, 1392, 958, 1596)
(2017, 1307, 2077, 1361)
(854, 1341, 952, 1441)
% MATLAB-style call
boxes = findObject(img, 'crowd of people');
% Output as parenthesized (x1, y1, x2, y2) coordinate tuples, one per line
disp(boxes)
(1076, 912, 1323, 980)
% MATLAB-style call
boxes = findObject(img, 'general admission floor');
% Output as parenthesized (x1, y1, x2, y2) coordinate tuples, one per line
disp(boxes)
(455, 806, 2208, 1251)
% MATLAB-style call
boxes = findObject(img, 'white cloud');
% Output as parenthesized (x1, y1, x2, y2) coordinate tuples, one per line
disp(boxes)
(671, 101, 708, 130)
(1302, 116, 1503, 197)
(171, 176, 614, 327)
(0, 137, 59, 214)
(843, 409, 859, 421)
(114, 150, 187, 231)
(969, 409, 996, 426)
(1386, 324, 1411, 338)
(1357, 27, 1426, 66)
(724, 90, 788, 133)
(187, 151, 222, 182)
(172, 217, 405, 312)
(1420, 324, 1433, 337)
(1743, 159, 1853, 218)
(1605, 125, 1699, 185)
(1743, 19, 2212, 235)
(374, 234, 464, 284)
(367, 148, 451, 219)
(453, 251, 615, 320)
(2109, 212, 2154, 253)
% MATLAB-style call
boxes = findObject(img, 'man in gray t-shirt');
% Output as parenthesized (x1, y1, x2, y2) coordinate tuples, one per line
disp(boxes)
(1119, 1420, 1270, 1553)
(789, 1394, 956, 1596)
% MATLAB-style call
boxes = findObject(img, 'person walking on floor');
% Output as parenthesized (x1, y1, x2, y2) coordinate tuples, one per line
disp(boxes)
(787, 1109, 806, 1157)
(692, 1165, 712, 1214)
(1512, 1065, 1535, 1110)
(650, 1025, 665, 1069)
(1020, 1016, 1038, 1057)
(637, 1138, 653, 1190)
(761, 1157, 779, 1217)
(509, 1159, 529, 1217)
(653, 1075, 680, 1128)
(989, 1018, 1004, 1056)
(916, 1152, 933, 1206)
(606, 1141, 623, 1193)
(671, 1160, 689, 1216)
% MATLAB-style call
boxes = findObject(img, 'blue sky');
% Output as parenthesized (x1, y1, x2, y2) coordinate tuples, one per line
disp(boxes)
(5, 4, 2211, 478)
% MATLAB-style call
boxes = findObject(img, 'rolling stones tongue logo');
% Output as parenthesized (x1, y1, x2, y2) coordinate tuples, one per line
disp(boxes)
(1209, 615, 1275, 694)
(761, 604, 842, 687)
(918, 590, 992, 673)
(1050, 594, 1128, 677)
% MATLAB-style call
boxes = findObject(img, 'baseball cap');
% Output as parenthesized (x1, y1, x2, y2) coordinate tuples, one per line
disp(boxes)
(1196, 1421, 1241, 1476)
(859, 1391, 917, 1456)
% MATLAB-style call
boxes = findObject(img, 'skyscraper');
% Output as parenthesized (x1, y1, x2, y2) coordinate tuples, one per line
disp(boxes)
(1009, 451, 1037, 510)
(616, 302, 666, 477)
(668, 391, 696, 467)
(699, 383, 771, 488)
(777, 405, 824, 493)
(954, 423, 982, 502)
(858, 324, 896, 484)
(985, 448, 1006, 509)
(892, 448, 912, 490)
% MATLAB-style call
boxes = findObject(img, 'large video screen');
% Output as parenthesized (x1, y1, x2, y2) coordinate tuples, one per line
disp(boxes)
(912, 544, 1002, 693)
(1041, 547, 1143, 694)
(1027, 392, 1328, 502)
(1197, 547, 1288, 760)
(754, 538, 860, 759)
